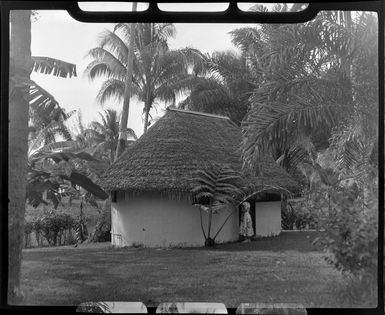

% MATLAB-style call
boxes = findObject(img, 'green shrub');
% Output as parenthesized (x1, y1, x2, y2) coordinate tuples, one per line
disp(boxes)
(34, 210, 75, 246)
(282, 199, 318, 230)
(312, 188, 377, 278)
(311, 186, 377, 305)
(24, 207, 102, 247)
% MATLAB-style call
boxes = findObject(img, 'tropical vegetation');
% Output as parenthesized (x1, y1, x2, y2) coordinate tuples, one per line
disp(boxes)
(85, 22, 203, 135)
(9, 4, 379, 306)
(9, 10, 84, 303)
(75, 109, 137, 164)
(183, 6, 378, 302)
(9, 10, 117, 301)
(178, 50, 253, 126)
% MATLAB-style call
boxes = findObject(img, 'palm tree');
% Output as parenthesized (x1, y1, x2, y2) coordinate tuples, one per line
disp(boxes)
(71, 109, 137, 243)
(9, 10, 76, 303)
(329, 13, 378, 186)
(178, 50, 255, 126)
(115, 2, 137, 160)
(234, 11, 378, 217)
(238, 11, 378, 173)
(71, 110, 91, 150)
(85, 23, 202, 137)
(179, 4, 317, 128)
(86, 109, 137, 164)
(179, 3, 308, 128)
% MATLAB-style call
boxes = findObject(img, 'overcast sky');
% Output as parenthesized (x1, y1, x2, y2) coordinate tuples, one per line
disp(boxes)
(30, 5, 255, 137)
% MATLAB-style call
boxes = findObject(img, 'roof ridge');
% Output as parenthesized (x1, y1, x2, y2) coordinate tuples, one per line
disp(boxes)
(167, 107, 230, 121)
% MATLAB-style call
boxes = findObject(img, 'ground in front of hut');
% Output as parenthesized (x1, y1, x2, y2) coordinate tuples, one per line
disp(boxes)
(19, 231, 372, 308)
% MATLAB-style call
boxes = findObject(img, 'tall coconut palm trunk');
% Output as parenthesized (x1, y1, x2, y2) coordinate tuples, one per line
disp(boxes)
(8, 10, 32, 304)
(143, 101, 151, 134)
(114, 2, 137, 161)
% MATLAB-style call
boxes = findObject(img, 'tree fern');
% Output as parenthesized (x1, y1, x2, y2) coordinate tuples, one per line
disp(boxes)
(191, 163, 243, 246)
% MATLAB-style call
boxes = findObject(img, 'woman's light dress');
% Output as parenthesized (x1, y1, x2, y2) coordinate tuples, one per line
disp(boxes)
(240, 210, 254, 237)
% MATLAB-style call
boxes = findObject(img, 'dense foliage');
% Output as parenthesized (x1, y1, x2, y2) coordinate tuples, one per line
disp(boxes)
(24, 210, 75, 247)
(178, 50, 253, 125)
(87, 200, 112, 243)
(10, 7, 380, 307)
(183, 9, 378, 303)
(27, 141, 108, 209)
(311, 184, 377, 304)
(312, 186, 377, 276)
(281, 199, 318, 230)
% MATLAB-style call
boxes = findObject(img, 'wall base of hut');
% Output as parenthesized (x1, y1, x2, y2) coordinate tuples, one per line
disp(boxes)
(111, 190, 240, 248)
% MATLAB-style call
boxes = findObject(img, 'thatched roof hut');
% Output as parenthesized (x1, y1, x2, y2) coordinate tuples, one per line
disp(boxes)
(104, 109, 300, 247)
(101, 108, 298, 195)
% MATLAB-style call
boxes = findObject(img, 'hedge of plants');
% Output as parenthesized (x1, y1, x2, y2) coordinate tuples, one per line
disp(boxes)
(281, 200, 318, 230)
(24, 211, 76, 247)
(24, 205, 111, 248)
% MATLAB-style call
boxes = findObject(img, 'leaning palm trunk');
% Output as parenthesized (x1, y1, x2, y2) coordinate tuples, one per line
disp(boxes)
(114, 2, 137, 161)
(8, 10, 32, 304)
(143, 101, 151, 133)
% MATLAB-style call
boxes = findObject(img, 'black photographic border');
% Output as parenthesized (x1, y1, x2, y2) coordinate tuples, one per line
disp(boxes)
(0, 1, 383, 314)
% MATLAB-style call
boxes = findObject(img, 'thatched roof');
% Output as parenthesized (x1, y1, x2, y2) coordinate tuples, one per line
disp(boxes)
(100, 108, 298, 194)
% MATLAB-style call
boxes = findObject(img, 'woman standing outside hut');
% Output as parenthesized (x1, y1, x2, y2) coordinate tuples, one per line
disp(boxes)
(239, 202, 254, 242)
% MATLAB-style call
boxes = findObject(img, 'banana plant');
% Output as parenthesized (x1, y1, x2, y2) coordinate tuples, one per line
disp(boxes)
(27, 140, 108, 209)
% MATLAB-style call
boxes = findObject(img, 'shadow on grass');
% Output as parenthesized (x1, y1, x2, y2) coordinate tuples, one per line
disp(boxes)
(182, 231, 322, 253)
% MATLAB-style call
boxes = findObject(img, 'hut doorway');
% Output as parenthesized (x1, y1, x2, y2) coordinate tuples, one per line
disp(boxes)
(238, 200, 256, 237)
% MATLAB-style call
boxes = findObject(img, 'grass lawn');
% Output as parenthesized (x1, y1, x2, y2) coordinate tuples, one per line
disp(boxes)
(19, 231, 371, 308)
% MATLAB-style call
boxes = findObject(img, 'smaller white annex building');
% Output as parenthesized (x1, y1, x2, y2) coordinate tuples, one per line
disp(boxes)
(101, 109, 298, 247)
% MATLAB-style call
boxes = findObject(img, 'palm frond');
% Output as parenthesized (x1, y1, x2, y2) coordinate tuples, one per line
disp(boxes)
(84, 49, 126, 82)
(31, 56, 77, 78)
(98, 29, 129, 64)
(96, 79, 125, 105)
(331, 123, 374, 178)
(28, 120, 73, 156)
(29, 140, 81, 159)
(192, 163, 243, 206)
(28, 81, 59, 109)
(195, 191, 215, 200)
(30, 149, 99, 165)
(242, 99, 337, 165)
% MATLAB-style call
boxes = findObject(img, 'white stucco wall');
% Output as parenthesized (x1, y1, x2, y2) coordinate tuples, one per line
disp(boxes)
(254, 201, 281, 237)
(111, 191, 239, 247)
